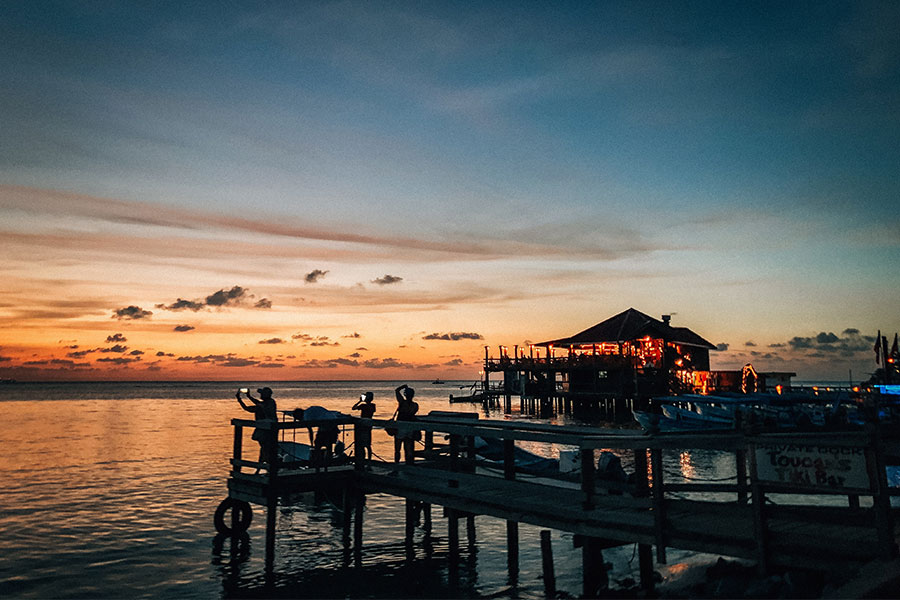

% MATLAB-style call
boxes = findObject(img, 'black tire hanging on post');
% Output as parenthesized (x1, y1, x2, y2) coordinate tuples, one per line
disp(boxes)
(214, 497, 253, 535)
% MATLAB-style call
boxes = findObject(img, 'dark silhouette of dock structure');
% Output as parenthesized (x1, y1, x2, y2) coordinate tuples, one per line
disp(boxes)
(215, 411, 900, 596)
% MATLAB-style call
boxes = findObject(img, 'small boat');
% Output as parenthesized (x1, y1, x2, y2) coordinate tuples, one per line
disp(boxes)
(449, 382, 486, 403)
(432, 379, 445, 384)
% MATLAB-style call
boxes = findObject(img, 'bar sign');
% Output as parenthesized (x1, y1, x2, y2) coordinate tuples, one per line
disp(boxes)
(755, 443, 870, 491)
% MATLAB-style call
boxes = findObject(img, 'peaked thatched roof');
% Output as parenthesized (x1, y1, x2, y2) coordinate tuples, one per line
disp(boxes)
(537, 308, 717, 350)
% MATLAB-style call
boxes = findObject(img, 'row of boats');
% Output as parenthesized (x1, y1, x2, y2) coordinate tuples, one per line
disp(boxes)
(633, 391, 890, 432)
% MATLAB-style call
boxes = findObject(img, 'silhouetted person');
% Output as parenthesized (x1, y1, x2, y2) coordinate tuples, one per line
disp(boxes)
(394, 384, 420, 461)
(352, 392, 376, 460)
(293, 405, 340, 465)
(236, 387, 278, 470)
(395, 384, 418, 420)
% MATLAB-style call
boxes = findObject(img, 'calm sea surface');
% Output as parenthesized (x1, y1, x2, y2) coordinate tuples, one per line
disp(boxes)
(0, 380, 808, 598)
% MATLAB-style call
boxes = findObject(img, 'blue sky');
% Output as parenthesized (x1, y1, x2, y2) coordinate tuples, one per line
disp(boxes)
(0, 2, 898, 380)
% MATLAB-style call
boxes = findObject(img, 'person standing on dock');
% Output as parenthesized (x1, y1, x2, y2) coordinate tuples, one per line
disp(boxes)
(236, 387, 278, 470)
(394, 384, 420, 461)
(351, 392, 376, 460)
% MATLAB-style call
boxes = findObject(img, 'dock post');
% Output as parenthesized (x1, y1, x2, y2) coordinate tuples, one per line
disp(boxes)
(633, 447, 654, 590)
(649, 447, 667, 564)
(540, 530, 555, 596)
(582, 537, 608, 598)
(506, 521, 519, 581)
(449, 434, 460, 488)
(423, 502, 432, 533)
(503, 439, 519, 580)
(404, 438, 416, 559)
(353, 494, 365, 566)
(581, 447, 595, 510)
(747, 442, 769, 575)
(264, 422, 279, 574)
(736, 446, 748, 504)
(466, 514, 476, 551)
(232, 424, 243, 474)
(866, 428, 896, 559)
(448, 509, 460, 565)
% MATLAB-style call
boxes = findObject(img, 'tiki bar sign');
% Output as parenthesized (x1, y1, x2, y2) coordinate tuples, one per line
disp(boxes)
(755, 443, 870, 491)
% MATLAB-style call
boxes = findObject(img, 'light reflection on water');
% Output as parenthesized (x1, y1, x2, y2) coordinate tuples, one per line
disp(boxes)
(0, 381, 803, 598)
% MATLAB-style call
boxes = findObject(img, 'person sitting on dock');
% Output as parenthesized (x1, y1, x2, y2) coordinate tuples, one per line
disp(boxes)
(351, 392, 376, 460)
(236, 387, 278, 471)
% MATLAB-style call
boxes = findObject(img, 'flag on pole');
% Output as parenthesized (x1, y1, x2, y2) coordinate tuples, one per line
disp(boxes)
(875, 330, 882, 364)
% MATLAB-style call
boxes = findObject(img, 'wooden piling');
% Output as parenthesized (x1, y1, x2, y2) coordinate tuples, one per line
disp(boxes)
(448, 509, 460, 563)
(506, 521, 519, 580)
(582, 536, 608, 598)
(649, 447, 666, 564)
(633, 447, 654, 590)
(540, 530, 555, 596)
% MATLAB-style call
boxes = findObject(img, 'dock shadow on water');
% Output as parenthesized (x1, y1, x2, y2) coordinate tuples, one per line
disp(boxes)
(212, 495, 516, 599)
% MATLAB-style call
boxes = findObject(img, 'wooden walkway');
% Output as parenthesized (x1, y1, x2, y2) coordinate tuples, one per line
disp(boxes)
(219, 413, 900, 592)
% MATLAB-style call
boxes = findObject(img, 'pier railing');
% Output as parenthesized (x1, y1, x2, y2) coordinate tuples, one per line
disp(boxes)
(227, 414, 899, 573)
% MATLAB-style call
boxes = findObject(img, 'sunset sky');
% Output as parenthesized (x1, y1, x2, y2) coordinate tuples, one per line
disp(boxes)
(1, 2, 898, 382)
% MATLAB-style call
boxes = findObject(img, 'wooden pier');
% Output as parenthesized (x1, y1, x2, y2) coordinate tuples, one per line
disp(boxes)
(217, 414, 900, 596)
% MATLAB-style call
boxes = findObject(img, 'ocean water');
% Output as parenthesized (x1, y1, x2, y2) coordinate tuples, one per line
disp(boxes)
(0, 381, 744, 598)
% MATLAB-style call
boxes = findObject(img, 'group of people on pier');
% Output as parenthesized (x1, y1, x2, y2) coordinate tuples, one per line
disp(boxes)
(234, 383, 419, 468)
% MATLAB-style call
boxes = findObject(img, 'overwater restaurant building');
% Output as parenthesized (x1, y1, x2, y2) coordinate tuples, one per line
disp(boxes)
(484, 308, 719, 401)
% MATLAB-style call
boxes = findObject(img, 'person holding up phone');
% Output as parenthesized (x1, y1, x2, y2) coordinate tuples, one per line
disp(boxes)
(236, 387, 278, 470)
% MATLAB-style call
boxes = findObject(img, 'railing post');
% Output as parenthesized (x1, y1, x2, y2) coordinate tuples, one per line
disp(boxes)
(264, 420, 279, 574)
(503, 439, 516, 481)
(736, 447, 748, 504)
(650, 447, 666, 563)
(866, 426, 896, 559)
(354, 421, 364, 471)
(232, 423, 243, 474)
(632, 447, 654, 590)
(449, 434, 460, 488)
(747, 441, 768, 575)
(581, 447, 595, 510)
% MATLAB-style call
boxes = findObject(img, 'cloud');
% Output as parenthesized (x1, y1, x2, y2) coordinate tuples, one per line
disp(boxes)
(158, 298, 205, 311)
(744, 341, 757, 347)
(371, 274, 403, 285)
(444, 358, 464, 366)
(156, 351, 175, 357)
(174, 325, 195, 332)
(781, 329, 876, 357)
(96, 356, 141, 365)
(305, 269, 329, 283)
(423, 332, 484, 341)
(106, 333, 127, 343)
(361, 357, 415, 369)
(98, 344, 128, 353)
(157, 286, 269, 312)
(342, 332, 362, 338)
(292, 333, 339, 346)
(129, 350, 144, 356)
(23, 358, 90, 368)
(716, 343, 730, 351)
(220, 358, 260, 367)
(205, 286, 248, 307)
(67, 349, 94, 358)
(112, 305, 152, 320)
(258, 337, 286, 344)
